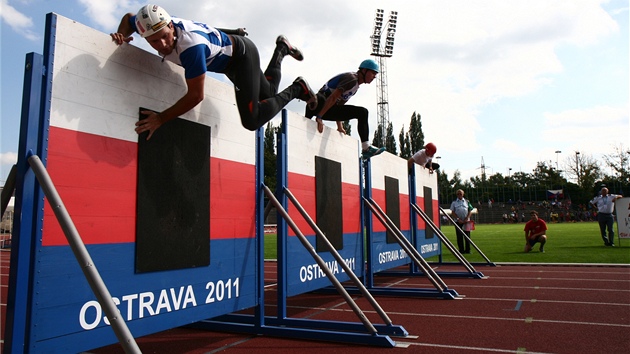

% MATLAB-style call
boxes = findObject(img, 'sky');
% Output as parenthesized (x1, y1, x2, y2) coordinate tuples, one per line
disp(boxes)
(1, 0, 628, 186)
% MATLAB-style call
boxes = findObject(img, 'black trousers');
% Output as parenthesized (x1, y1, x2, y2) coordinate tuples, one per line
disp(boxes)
(225, 35, 300, 131)
(597, 213, 615, 245)
(455, 222, 471, 253)
(306, 97, 370, 143)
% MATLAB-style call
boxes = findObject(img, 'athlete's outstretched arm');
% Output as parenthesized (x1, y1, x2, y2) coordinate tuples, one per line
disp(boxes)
(216, 28, 248, 36)
(111, 13, 135, 45)
(136, 74, 206, 140)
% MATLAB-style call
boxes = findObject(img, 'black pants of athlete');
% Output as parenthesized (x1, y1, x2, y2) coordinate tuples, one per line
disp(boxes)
(597, 213, 615, 245)
(455, 222, 471, 253)
(425, 162, 440, 170)
(305, 97, 370, 143)
(224, 35, 301, 131)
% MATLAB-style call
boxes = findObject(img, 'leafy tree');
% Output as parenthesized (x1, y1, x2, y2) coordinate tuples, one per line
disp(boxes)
(563, 151, 601, 190)
(437, 170, 453, 203)
(372, 123, 384, 147)
(408, 112, 424, 153)
(384, 122, 397, 155)
(263, 123, 278, 192)
(449, 170, 464, 192)
(603, 143, 630, 185)
(398, 125, 411, 158)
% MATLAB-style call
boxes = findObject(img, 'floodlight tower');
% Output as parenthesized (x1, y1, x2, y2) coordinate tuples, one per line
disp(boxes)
(370, 9, 397, 143)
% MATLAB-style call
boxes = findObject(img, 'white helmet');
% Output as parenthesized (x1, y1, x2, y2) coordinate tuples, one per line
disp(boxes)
(135, 4, 172, 38)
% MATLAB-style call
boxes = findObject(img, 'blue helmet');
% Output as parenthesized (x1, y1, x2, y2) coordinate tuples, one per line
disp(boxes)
(359, 59, 379, 73)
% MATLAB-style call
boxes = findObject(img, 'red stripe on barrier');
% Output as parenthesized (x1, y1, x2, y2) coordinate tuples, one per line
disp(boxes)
(287, 172, 361, 236)
(42, 127, 255, 246)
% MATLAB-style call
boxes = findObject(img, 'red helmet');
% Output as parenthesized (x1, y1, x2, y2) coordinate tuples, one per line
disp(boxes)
(425, 142, 437, 156)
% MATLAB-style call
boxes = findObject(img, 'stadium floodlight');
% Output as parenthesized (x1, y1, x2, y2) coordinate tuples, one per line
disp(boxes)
(385, 11, 397, 57)
(371, 9, 385, 55)
(370, 8, 398, 144)
(372, 9, 398, 57)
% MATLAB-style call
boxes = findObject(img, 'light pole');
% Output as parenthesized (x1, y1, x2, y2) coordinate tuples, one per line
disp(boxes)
(508, 167, 514, 201)
(434, 156, 442, 202)
(555, 150, 561, 171)
(371, 9, 397, 142)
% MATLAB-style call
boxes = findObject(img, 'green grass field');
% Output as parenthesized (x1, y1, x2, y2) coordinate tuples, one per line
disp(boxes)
(264, 221, 630, 264)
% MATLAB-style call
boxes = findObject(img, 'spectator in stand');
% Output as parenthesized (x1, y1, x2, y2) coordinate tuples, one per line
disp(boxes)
(590, 187, 623, 247)
(524, 210, 547, 253)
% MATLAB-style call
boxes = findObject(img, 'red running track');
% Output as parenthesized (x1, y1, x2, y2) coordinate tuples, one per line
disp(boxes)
(2, 250, 629, 353)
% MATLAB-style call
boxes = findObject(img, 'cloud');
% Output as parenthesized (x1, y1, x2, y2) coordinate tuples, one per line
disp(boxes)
(0, 152, 18, 165)
(69, 0, 625, 182)
(0, 0, 39, 40)
(542, 105, 629, 154)
(77, 0, 142, 30)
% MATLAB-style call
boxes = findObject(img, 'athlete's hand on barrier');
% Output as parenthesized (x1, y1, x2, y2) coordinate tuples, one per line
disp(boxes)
(136, 110, 163, 140)
(110, 33, 133, 45)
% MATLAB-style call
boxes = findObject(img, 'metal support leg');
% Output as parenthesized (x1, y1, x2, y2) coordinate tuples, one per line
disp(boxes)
(364, 197, 451, 293)
(27, 154, 141, 354)
(263, 185, 379, 335)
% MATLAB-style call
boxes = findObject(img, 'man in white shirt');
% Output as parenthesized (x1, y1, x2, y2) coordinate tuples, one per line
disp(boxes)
(590, 187, 623, 246)
(450, 189, 473, 253)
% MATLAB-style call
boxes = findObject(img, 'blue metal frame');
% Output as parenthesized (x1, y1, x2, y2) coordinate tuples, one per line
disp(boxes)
(197, 110, 400, 347)
(358, 159, 459, 299)
(276, 111, 289, 318)
(255, 127, 266, 329)
(5, 13, 261, 353)
(4, 51, 47, 354)
(4, 12, 56, 348)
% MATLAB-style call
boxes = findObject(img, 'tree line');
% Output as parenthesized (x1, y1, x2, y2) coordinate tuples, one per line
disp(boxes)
(264, 113, 629, 208)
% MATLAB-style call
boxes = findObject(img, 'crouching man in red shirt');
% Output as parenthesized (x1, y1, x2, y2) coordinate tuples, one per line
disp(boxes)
(524, 210, 547, 253)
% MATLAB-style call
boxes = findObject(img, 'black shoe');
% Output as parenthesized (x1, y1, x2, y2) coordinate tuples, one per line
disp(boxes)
(293, 77, 317, 110)
(276, 35, 304, 61)
(610, 243, 615, 247)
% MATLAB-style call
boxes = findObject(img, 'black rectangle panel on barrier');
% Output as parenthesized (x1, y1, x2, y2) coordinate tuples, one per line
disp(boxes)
(385, 176, 400, 244)
(315, 156, 343, 251)
(423, 186, 435, 239)
(136, 108, 210, 272)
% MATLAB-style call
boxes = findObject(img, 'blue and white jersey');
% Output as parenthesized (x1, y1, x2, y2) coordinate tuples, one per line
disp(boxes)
(131, 16, 233, 77)
(319, 72, 360, 105)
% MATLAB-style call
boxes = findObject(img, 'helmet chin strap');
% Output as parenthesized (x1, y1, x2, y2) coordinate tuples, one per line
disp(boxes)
(358, 69, 366, 83)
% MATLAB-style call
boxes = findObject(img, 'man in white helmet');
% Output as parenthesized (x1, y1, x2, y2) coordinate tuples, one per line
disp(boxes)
(111, 4, 317, 139)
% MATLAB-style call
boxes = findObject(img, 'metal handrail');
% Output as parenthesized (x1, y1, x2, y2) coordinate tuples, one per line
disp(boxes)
(282, 187, 394, 327)
(28, 154, 141, 354)
(439, 207, 493, 264)
(363, 197, 449, 292)
(262, 184, 378, 334)
(411, 204, 476, 273)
